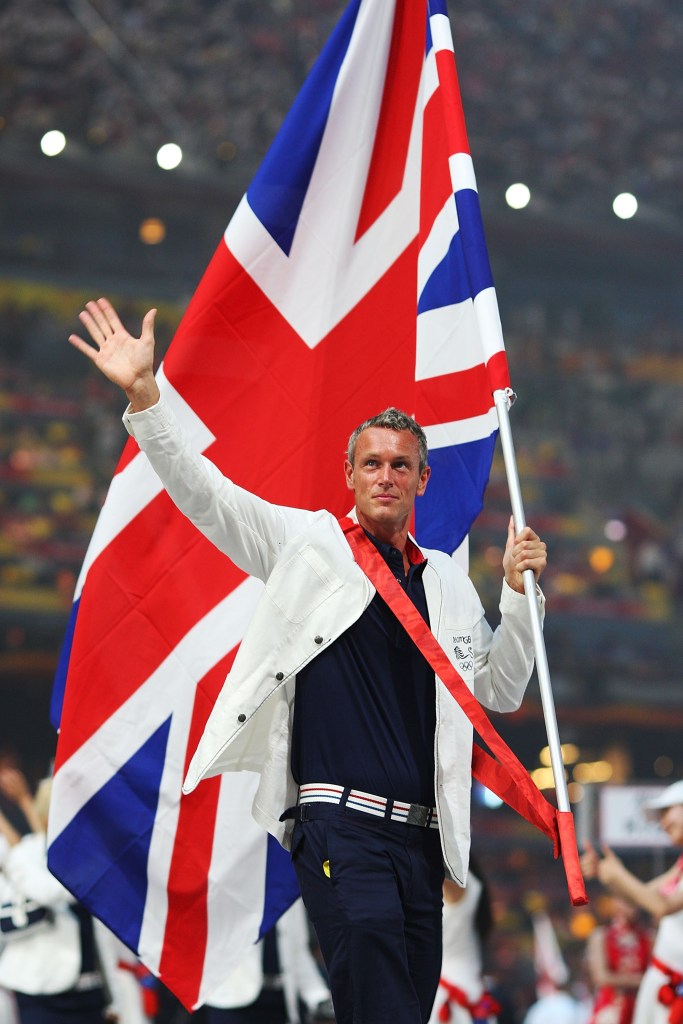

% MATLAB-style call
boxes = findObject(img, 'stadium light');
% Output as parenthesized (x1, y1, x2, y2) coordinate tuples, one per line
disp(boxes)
(41, 130, 66, 157)
(613, 192, 638, 219)
(505, 182, 531, 210)
(139, 218, 166, 245)
(473, 782, 503, 808)
(604, 518, 627, 542)
(156, 143, 183, 171)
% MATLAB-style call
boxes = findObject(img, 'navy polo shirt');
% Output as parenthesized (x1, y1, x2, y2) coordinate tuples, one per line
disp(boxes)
(291, 531, 436, 806)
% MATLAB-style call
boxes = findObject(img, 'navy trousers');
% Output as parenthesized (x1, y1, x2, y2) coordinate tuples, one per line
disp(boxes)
(291, 806, 444, 1024)
(204, 989, 288, 1024)
(14, 990, 106, 1024)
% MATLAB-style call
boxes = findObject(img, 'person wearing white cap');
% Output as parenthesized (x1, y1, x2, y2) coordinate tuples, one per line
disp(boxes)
(581, 780, 683, 1024)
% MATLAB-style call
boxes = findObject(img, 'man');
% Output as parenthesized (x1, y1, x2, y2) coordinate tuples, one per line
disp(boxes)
(581, 781, 683, 1024)
(69, 298, 547, 1024)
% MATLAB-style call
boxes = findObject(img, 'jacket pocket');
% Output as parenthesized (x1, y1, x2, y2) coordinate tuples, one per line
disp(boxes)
(266, 543, 344, 624)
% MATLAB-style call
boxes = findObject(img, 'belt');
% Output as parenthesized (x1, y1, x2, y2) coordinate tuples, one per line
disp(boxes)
(298, 783, 439, 829)
(74, 971, 103, 992)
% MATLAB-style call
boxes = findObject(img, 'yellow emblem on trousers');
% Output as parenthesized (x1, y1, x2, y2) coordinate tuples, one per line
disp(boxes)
(323, 859, 331, 878)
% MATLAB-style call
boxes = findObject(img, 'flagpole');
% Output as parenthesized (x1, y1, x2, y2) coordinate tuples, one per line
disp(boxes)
(493, 388, 570, 815)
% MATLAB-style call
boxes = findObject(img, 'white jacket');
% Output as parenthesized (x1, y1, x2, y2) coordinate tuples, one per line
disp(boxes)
(124, 399, 544, 884)
(0, 833, 122, 1009)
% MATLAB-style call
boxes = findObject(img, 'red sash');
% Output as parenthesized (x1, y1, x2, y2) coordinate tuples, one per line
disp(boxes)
(652, 957, 683, 1024)
(340, 518, 587, 906)
(437, 979, 502, 1022)
(118, 960, 160, 1018)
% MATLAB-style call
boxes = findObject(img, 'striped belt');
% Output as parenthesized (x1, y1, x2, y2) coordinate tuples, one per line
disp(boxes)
(299, 783, 439, 829)
(75, 971, 103, 992)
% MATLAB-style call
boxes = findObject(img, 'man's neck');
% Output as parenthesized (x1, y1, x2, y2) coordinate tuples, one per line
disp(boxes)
(355, 512, 409, 553)
(355, 511, 414, 572)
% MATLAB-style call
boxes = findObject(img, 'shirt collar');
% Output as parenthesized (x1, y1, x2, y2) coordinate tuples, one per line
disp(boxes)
(362, 528, 427, 570)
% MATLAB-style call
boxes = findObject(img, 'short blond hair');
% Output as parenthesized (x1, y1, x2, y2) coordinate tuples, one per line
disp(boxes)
(347, 408, 429, 472)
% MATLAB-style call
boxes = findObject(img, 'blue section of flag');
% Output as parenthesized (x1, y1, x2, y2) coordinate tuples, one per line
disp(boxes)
(416, 434, 498, 552)
(48, 718, 171, 953)
(417, 193, 494, 315)
(247, 0, 361, 255)
(453, 189, 494, 298)
(51, 599, 79, 729)
(257, 833, 301, 940)
(418, 226, 470, 314)
(428, 0, 450, 16)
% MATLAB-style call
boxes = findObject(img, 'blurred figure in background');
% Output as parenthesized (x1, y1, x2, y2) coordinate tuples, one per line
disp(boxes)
(582, 780, 683, 1024)
(204, 897, 334, 1024)
(521, 900, 587, 1024)
(0, 769, 123, 1024)
(0, 821, 18, 1024)
(429, 857, 502, 1024)
(586, 895, 651, 1024)
(113, 937, 159, 1024)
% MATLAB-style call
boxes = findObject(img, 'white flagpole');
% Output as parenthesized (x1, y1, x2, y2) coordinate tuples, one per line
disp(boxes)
(493, 387, 570, 815)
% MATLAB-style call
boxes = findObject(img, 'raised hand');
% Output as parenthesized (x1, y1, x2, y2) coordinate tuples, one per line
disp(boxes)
(503, 516, 547, 593)
(68, 297, 160, 411)
(580, 839, 601, 880)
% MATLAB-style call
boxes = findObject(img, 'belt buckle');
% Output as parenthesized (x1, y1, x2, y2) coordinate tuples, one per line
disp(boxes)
(405, 803, 430, 827)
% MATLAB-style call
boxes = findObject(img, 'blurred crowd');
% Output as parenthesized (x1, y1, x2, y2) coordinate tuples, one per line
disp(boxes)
(0, 0, 344, 176)
(1, 0, 682, 222)
(0, 288, 179, 661)
(452, 0, 683, 216)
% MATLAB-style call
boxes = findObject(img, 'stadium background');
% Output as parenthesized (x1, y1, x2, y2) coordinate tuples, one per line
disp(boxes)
(1, 0, 683, 1015)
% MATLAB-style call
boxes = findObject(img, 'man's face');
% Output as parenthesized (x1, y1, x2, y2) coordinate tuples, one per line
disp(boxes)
(344, 427, 430, 537)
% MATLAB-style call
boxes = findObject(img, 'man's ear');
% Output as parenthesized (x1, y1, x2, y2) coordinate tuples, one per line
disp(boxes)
(417, 466, 431, 496)
(344, 459, 355, 491)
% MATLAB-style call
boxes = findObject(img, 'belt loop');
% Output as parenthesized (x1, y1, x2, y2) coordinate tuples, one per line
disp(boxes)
(338, 786, 351, 815)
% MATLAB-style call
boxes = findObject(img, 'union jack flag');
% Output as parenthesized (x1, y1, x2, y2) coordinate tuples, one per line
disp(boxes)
(48, 0, 509, 1009)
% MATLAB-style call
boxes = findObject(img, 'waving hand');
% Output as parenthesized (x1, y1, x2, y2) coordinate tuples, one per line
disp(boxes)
(69, 297, 160, 411)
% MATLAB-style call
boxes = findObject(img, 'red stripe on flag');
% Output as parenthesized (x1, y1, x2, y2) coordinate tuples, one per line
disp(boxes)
(158, 777, 219, 1010)
(115, 435, 141, 474)
(434, 49, 471, 157)
(158, 650, 237, 1009)
(420, 80, 456, 240)
(354, 0, 425, 242)
(415, 350, 509, 426)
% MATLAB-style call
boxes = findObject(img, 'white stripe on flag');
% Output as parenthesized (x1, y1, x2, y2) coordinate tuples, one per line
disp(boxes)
(429, 13, 455, 56)
(416, 300, 479, 379)
(424, 406, 500, 449)
(193, 772, 268, 1007)
(473, 286, 506, 363)
(449, 152, 477, 194)
(423, 31, 439, 105)
(417, 287, 505, 376)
